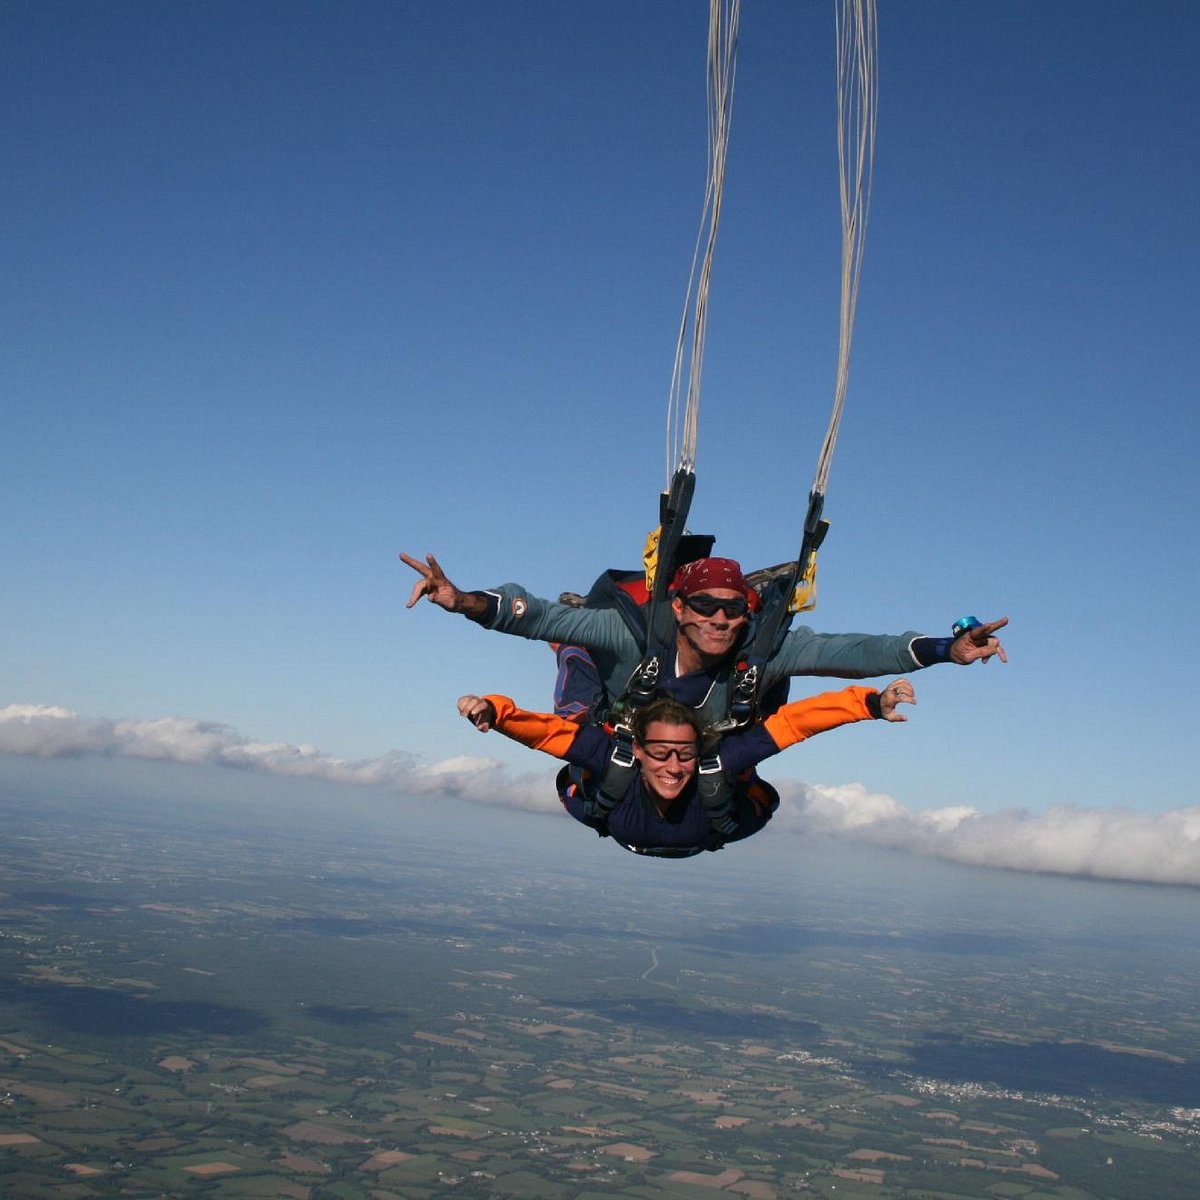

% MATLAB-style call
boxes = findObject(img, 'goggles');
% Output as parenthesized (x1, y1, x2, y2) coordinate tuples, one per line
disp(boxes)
(640, 742, 699, 764)
(681, 592, 750, 619)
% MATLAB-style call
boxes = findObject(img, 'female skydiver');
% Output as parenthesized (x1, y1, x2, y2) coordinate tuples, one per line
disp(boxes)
(457, 679, 915, 858)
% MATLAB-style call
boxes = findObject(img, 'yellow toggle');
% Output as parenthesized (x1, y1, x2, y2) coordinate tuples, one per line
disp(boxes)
(790, 549, 820, 614)
(643, 526, 662, 594)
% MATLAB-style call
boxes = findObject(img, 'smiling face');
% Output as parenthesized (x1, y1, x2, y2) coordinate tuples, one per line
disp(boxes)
(671, 587, 750, 670)
(632, 719, 700, 806)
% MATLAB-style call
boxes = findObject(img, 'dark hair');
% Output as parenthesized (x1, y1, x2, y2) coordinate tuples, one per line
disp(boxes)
(630, 697, 716, 753)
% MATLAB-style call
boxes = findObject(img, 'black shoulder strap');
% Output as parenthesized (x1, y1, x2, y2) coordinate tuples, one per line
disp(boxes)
(696, 750, 738, 836)
(624, 468, 695, 710)
(587, 720, 638, 822)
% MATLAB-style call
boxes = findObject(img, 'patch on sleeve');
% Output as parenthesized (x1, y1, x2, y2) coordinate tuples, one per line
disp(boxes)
(510, 598, 527, 619)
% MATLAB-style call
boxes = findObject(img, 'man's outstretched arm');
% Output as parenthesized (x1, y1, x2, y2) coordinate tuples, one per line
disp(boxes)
(401, 551, 636, 656)
(768, 616, 1009, 681)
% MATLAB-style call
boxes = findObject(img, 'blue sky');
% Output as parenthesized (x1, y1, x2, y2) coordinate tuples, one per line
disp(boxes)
(3, 2, 1198, 838)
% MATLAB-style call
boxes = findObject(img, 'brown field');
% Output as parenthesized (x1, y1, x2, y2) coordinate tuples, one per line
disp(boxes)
(362, 1149, 415, 1170)
(848, 1148, 911, 1162)
(728, 1181, 777, 1199)
(0, 1078, 73, 1106)
(668, 1166, 744, 1188)
(277, 1152, 329, 1174)
(414, 1031, 473, 1048)
(834, 1167, 886, 1184)
(600, 1141, 656, 1162)
(428, 1125, 489, 1140)
(183, 1161, 241, 1176)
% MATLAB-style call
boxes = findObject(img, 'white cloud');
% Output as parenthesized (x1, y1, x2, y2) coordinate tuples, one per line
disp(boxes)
(0, 703, 560, 815)
(3, 703, 1198, 887)
(771, 779, 1200, 887)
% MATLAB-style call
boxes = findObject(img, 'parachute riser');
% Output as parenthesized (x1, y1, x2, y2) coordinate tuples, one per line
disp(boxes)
(647, 468, 696, 605)
(633, 466, 696, 697)
(793, 489, 830, 611)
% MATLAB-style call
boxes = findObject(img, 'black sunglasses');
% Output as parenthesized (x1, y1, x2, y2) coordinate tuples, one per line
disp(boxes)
(681, 593, 750, 619)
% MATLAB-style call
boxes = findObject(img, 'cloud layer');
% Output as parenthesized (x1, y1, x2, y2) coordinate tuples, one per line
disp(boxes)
(0, 703, 558, 813)
(3, 703, 1197, 888)
(768, 779, 1200, 888)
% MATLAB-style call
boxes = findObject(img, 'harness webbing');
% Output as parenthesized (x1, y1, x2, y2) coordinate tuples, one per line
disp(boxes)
(616, 841, 715, 860)
(588, 724, 638, 822)
(696, 751, 737, 835)
(623, 467, 695, 712)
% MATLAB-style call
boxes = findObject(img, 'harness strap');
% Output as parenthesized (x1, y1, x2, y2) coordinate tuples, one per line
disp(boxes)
(623, 468, 695, 712)
(613, 840, 716, 859)
(586, 721, 638, 821)
(696, 751, 738, 836)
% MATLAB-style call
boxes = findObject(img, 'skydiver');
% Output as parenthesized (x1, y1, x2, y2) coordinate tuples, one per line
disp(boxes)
(456, 679, 916, 858)
(402, 551, 1007, 728)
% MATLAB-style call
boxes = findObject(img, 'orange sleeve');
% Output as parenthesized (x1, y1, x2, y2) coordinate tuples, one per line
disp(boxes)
(484, 694, 582, 760)
(760, 686, 876, 751)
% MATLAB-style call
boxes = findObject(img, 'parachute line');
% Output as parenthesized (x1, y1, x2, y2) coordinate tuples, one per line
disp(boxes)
(812, 0, 878, 498)
(666, 0, 740, 484)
